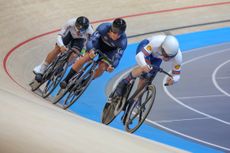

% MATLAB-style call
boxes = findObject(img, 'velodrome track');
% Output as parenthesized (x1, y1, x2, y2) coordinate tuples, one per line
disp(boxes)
(0, 0, 229, 153)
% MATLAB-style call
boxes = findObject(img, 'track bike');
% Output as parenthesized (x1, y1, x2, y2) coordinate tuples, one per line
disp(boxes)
(101, 65, 172, 133)
(53, 50, 113, 109)
(30, 49, 79, 98)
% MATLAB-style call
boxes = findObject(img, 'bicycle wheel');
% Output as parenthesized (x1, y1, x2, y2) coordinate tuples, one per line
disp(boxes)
(53, 61, 92, 105)
(125, 85, 156, 133)
(61, 71, 94, 110)
(30, 78, 43, 91)
(101, 91, 121, 125)
(113, 81, 135, 116)
(42, 62, 68, 98)
(30, 63, 55, 92)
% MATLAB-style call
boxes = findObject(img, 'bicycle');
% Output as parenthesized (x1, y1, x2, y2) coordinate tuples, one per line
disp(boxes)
(101, 65, 172, 133)
(29, 49, 79, 98)
(53, 50, 113, 110)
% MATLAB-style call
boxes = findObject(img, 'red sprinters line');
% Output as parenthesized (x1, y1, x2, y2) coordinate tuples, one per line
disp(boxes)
(3, 1, 230, 88)
(3, 30, 59, 88)
(91, 1, 230, 23)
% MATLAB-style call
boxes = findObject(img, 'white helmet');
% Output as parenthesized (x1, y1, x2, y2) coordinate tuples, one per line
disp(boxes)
(162, 35, 179, 57)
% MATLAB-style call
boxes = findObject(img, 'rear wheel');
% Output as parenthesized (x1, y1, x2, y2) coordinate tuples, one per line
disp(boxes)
(61, 73, 93, 109)
(53, 61, 93, 106)
(101, 93, 121, 125)
(52, 73, 80, 105)
(125, 85, 156, 133)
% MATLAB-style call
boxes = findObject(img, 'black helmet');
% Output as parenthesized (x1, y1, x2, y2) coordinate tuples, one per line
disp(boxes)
(111, 18, 126, 34)
(75, 16, 89, 31)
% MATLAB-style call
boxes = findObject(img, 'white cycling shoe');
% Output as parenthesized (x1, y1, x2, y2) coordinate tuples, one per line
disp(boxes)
(33, 64, 47, 74)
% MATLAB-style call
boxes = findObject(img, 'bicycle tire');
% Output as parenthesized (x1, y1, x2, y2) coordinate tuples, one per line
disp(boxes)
(53, 61, 92, 105)
(30, 78, 43, 91)
(113, 81, 134, 116)
(42, 62, 68, 98)
(30, 62, 56, 92)
(101, 91, 119, 125)
(52, 87, 69, 104)
(62, 69, 94, 110)
(125, 85, 156, 133)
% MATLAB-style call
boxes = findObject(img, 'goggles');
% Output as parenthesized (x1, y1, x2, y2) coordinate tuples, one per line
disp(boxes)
(75, 24, 86, 33)
(161, 48, 177, 59)
(111, 26, 122, 35)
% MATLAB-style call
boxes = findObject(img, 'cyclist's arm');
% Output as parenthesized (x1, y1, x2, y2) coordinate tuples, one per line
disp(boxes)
(111, 38, 127, 68)
(171, 49, 182, 83)
(136, 51, 148, 66)
(136, 42, 154, 66)
(86, 31, 101, 51)
(86, 25, 94, 39)
(112, 48, 124, 68)
(81, 25, 94, 53)
(56, 18, 75, 47)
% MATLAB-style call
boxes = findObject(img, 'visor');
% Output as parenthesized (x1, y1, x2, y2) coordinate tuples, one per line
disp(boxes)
(161, 48, 177, 59)
(75, 25, 86, 33)
(111, 26, 122, 35)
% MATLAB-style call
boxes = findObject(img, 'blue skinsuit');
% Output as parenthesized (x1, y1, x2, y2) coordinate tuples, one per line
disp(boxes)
(86, 23, 127, 68)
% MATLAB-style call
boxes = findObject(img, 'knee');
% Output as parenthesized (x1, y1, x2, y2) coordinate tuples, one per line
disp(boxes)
(53, 45, 61, 54)
(98, 62, 108, 71)
(72, 54, 89, 68)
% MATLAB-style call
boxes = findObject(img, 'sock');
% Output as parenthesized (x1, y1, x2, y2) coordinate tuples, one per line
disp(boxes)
(63, 68, 76, 83)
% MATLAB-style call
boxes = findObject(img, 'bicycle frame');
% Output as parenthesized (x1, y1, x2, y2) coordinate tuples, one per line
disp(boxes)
(123, 66, 173, 133)
(53, 49, 113, 109)
(101, 64, 173, 131)
(30, 48, 78, 92)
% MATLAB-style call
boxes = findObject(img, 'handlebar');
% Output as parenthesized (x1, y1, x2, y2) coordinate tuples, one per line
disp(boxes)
(150, 65, 172, 77)
(150, 65, 172, 86)
(95, 49, 113, 65)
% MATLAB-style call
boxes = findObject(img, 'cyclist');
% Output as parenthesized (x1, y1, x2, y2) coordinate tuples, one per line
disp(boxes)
(60, 18, 127, 89)
(115, 34, 183, 97)
(33, 16, 94, 81)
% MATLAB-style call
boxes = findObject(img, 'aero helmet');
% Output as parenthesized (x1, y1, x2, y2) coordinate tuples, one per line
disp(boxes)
(161, 35, 179, 57)
(75, 16, 89, 31)
(111, 18, 126, 34)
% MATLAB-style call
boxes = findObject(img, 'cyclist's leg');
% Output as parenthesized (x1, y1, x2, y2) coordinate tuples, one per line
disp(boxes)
(93, 61, 108, 79)
(60, 52, 91, 89)
(67, 38, 85, 64)
(115, 72, 135, 97)
(44, 45, 61, 64)
(33, 32, 72, 75)
(114, 40, 149, 96)
(59, 38, 87, 88)
(45, 32, 73, 65)
(33, 45, 60, 75)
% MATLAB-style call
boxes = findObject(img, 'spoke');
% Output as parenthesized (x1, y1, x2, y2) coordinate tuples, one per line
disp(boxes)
(64, 92, 76, 105)
(139, 111, 142, 122)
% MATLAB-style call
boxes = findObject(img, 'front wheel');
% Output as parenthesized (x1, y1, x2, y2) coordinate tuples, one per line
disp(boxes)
(61, 73, 94, 110)
(42, 62, 68, 98)
(125, 85, 156, 133)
